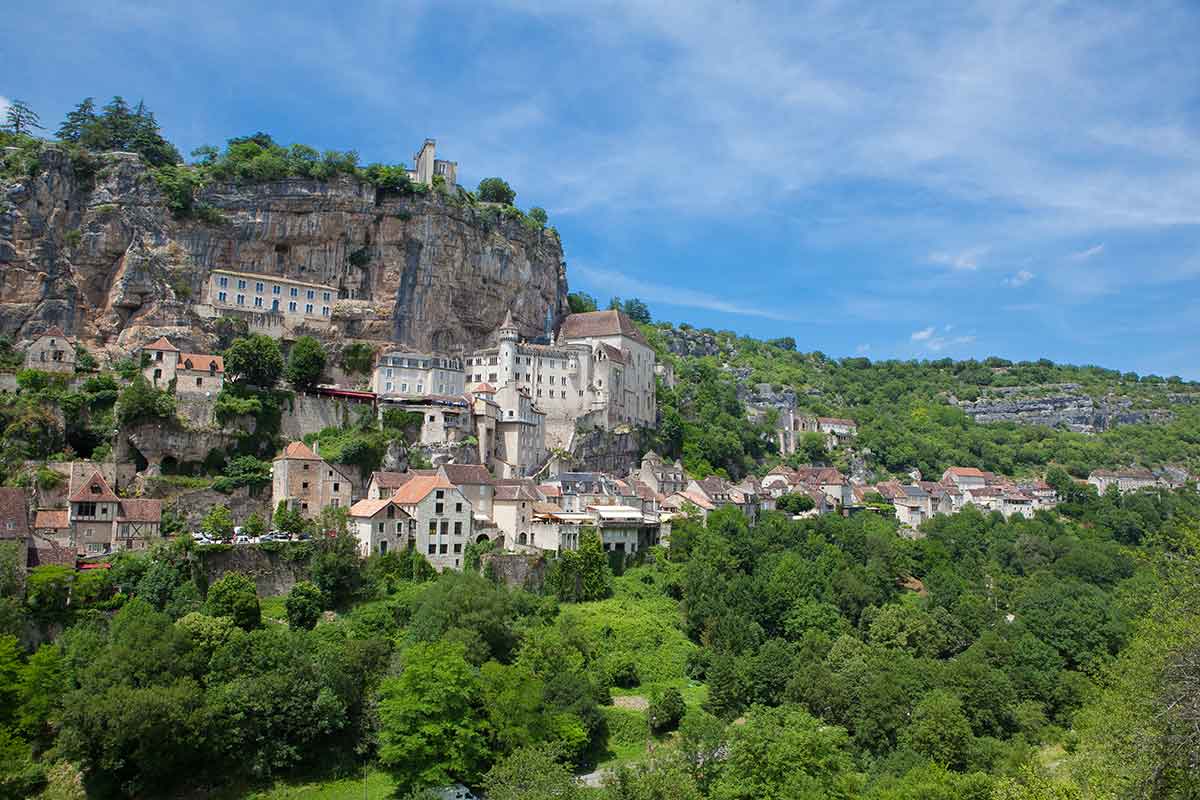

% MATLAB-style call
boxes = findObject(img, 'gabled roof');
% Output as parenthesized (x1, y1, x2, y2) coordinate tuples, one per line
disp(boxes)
(944, 467, 988, 478)
(36, 326, 74, 342)
(495, 484, 543, 502)
(558, 310, 649, 347)
(69, 471, 120, 503)
(599, 343, 626, 364)
(440, 464, 493, 486)
(117, 499, 162, 523)
(278, 441, 321, 461)
(392, 475, 456, 505)
(349, 497, 410, 519)
(666, 489, 715, 511)
(144, 336, 179, 351)
(538, 483, 562, 498)
(179, 353, 224, 373)
(471, 382, 497, 394)
(0, 488, 28, 537)
(34, 509, 69, 530)
(371, 469, 436, 489)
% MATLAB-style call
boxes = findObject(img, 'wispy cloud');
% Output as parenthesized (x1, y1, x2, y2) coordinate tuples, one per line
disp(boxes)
(929, 247, 986, 271)
(925, 334, 977, 352)
(1070, 244, 1105, 261)
(855, 343, 871, 354)
(574, 265, 799, 322)
(911, 326, 935, 341)
(0, 96, 10, 117)
(1004, 269, 1035, 287)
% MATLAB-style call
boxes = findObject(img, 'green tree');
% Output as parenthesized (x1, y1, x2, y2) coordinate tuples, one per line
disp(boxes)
(477, 177, 516, 205)
(284, 581, 323, 630)
(568, 292, 598, 314)
(482, 743, 581, 800)
(56, 97, 97, 142)
(285, 335, 327, 391)
(3, 99, 42, 135)
(528, 206, 549, 226)
(621, 298, 652, 324)
(273, 500, 307, 536)
(242, 512, 267, 539)
(899, 689, 974, 770)
(648, 687, 687, 733)
(115, 374, 177, 426)
(223, 334, 284, 387)
(776, 492, 816, 515)
(205, 572, 260, 630)
(549, 530, 613, 602)
(201, 505, 234, 540)
(340, 341, 375, 375)
(377, 641, 490, 791)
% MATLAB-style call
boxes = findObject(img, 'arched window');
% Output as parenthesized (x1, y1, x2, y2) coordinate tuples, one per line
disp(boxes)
(517, 532, 527, 545)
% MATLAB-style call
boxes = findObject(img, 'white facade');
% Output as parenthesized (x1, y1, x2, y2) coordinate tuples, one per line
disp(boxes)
(206, 269, 336, 322)
(373, 351, 465, 397)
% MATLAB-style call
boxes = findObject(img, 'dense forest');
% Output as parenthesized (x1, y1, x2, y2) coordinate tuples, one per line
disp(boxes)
(3, 482, 1198, 798)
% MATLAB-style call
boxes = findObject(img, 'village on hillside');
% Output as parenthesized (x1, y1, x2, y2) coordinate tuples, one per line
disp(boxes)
(5, 306, 1193, 574)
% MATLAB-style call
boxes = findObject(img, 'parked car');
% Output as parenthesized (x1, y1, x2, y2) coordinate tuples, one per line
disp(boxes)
(434, 785, 478, 800)
(234, 534, 251, 544)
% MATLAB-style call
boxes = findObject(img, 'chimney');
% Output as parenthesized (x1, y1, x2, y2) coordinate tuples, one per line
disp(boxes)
(312, 440, 319, 457)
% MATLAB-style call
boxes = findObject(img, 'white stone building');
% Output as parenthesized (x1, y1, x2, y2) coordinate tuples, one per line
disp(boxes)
(391, 475, 474, 571)
(25, 327, 76, 373)
(140, 337, 225, 395)
(348, 497, 413, 557)
(372, 351, 465, 397)
(408, 139, 457, 188)
(205, 269, 337, 322)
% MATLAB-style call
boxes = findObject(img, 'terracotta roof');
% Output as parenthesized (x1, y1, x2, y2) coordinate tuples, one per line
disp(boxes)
(532, 501, 562, 515)
(392, 475, 455, 505)
(558, 310, 649, 347)
(277, 441, 321, 461)
(179, 353, 224, 373)
(117, 499, 161, 523)
(599, 343, 625, 364)
(0, 489, 28, 538)
(370, 470, 436, 490)
(945, 467, 988, 478)
(34, 509, 69, 530)
(37, 326, 74, 342)
(537, 483, 562, 498)
(472, 382, 497, 394)
(495, 484, 543, 502)
(144, 336, 179, 351)
(440, 464, 493, 485)
(349, 498, 395, 517)
(675, 490, 716, 510)
(69, 471, 120, 503)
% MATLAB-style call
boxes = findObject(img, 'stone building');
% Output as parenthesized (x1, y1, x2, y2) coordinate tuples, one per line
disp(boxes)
(1087, 468, 1159, 495)
(24, 326, 76, 373)
(372, 351, 465, 397)
(391, 475, 474, 571)
(271, 441, 355, 518)
(492, 382, 547, 478)
(0, 489, 29, 554)
(635, 451, 686, 496)
(348, 497, 413, 557)
(205, 269, 337, 323)
(466, 310, 656, 447)
(439, 464, 495, 520)
(140, 337, 225, 395)
(66, 471, 162, 555)
(408, 139, 457, 188)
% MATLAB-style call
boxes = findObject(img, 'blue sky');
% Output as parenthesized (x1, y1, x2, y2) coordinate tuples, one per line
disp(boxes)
(4, 0, 1200, 376)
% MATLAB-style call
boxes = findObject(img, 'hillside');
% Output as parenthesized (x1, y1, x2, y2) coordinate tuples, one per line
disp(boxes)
(641, 323, 1200, 481)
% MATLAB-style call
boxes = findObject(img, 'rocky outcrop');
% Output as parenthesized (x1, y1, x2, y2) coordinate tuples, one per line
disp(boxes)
(662, 327, 721, 358)
(1, 147, 569, 359)
(194, 544, 309, 597)
(953, 388, 1171, 433)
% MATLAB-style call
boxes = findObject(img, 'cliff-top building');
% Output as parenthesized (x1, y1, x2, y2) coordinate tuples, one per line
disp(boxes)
(466, 310, 656, 446)
(408, 139, 457, 188)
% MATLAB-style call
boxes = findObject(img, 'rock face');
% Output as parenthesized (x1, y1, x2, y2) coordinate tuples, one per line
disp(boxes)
(0, 147, 569, 357)
(953, 386, 1171, 433)
(662, 327, 721, 358)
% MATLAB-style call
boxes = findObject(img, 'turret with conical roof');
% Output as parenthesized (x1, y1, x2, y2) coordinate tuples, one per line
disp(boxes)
(498, 311, 519, 385)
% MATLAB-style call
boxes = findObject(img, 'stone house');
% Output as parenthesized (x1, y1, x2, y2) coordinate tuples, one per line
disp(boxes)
(439, 464, 494, 520)
(492, 382, 547, 478)
(492, 482, 542, 547)
(348, 497, 414, 557)
(636, 451, 686, 496)
(941, 467, 990, 491)
(590, 504, 656, 554)
(1087, 468, 1159, 495)
(816, 417, 857, 447)
(391, 475, 474, 571)
(141, 337, 225, 395)
(372, 351, 465, 398)
(662, 489, 716, 520)
(366, 470, 436, 500)
(272, 442, 355, 518)
(24, 326, 76, 373)
(33, 509, 71, 544)
(206, 270, 337, 324)
(408, 138, 457, 187)
(67, 471, 162, 555)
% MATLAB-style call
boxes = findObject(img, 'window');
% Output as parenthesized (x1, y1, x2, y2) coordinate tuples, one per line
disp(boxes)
(435, 490, 444, 499)
(400, 383, 408, 392)
(331, 498, 339, 507)
(323, 292, 331, 301)
(416, 383, 423, 393)
(307, 290, 315, 300)
(377, 522, 384, 533)
(254, 296, 263, 308)
(301, 481, 309, 490)
(302, 464, 310, 470)
(290, 287, 299, 297)
(301, 502, 308, 511)
(333, 483, 340, 492)
(386, 368, 393, 378)
(272, 299, 279, 311)
(453, 542, 462, 553)
(322, 306, 330, 316)
(218, 276, 228, 288)
(435, 502, 444, 514)
(272, 285, 281, 294)
(195, 377, 202, 387)
(255, 282, 264, 292)
(77, 502, 96, 517)
(440, 520, 449, 536)
(454, 521, 462, 535)
(237, 279, 246, 289)
(428, 520, 437, 536)
(288, 301, 297, 312)
(305, 304, 313, 314)
(153, 368, 162, 380)
(385, 382, 393, 392)
(218, 291, 227, 302)
(427, 542, 436, 554)
(455, 503, 462, 513)
(236, 294, 245, 305)
(439, 543, 448, 554)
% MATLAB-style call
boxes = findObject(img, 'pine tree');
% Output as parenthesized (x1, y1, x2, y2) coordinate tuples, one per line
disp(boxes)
(2, 100, 42, 136)
(55, 98, 96, 142)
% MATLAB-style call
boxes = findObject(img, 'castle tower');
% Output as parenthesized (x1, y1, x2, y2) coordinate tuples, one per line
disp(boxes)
(498, 310, 518, 385)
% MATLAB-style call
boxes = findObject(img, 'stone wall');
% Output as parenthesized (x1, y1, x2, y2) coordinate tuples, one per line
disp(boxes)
(194, 544, 309, 597)
(566, 427, 647, 476)
(482, 551, 546, 591)
(280, 392, 369, 439)
(153, 484, 271, 529)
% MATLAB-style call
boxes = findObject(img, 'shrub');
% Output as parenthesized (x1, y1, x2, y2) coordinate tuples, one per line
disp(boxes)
(285, 581, 324, 630)
(477, 177, 516, 205)
(115, 375, 176, 426)
(340, 342, 375, 375)
(204, 571, 260, 630)
(648, 687, 686, 733)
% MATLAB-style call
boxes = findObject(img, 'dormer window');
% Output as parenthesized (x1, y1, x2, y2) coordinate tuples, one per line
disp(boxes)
(90, 484, 101, 495)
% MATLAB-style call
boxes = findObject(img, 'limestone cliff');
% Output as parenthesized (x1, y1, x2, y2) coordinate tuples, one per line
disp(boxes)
(0, 147, 569, 357)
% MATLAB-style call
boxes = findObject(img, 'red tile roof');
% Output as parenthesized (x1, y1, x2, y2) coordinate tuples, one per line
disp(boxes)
(370, 471, 421, 489)
(349, 498, 406, 518)
(392, 475, 455, 505)
(34, 509, 69, 530)
(117, 499, 162, 523)
(37, 326, 74, 342)
(495, 484, 542, 502)
(144, 336, 179, 351)
(179, 353, 224, 372)
(68, 472, 120, 503)
(558, 310, 649, 347)
(472, 383, 497, 394)
(440, 464, 493, 485)
(945, 467, 988, 478)
(277, 441, 321, 461)
(599, 343, 626, 364)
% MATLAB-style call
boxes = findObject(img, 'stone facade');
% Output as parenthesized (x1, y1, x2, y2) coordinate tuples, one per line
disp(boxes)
(271, 441, 354, 518)
(372, 350, 465, 397)
(140, 337, 224, 395)
(348, 497, 414, 557)
(24, 327, 76, 373)
(392, 475, 474, 571)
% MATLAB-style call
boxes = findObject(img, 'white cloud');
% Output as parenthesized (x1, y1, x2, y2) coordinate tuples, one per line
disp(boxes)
(855, 343, 871, 354)
(911, 326, 935, 341)
(929, 248, 986, 271)
(0, 96, 10, 117)
(925, 334, 977, 352)
(573, 264, 799, 322)
(1004, 269, 1035, 287)
(1070, 244, 1105, 261)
